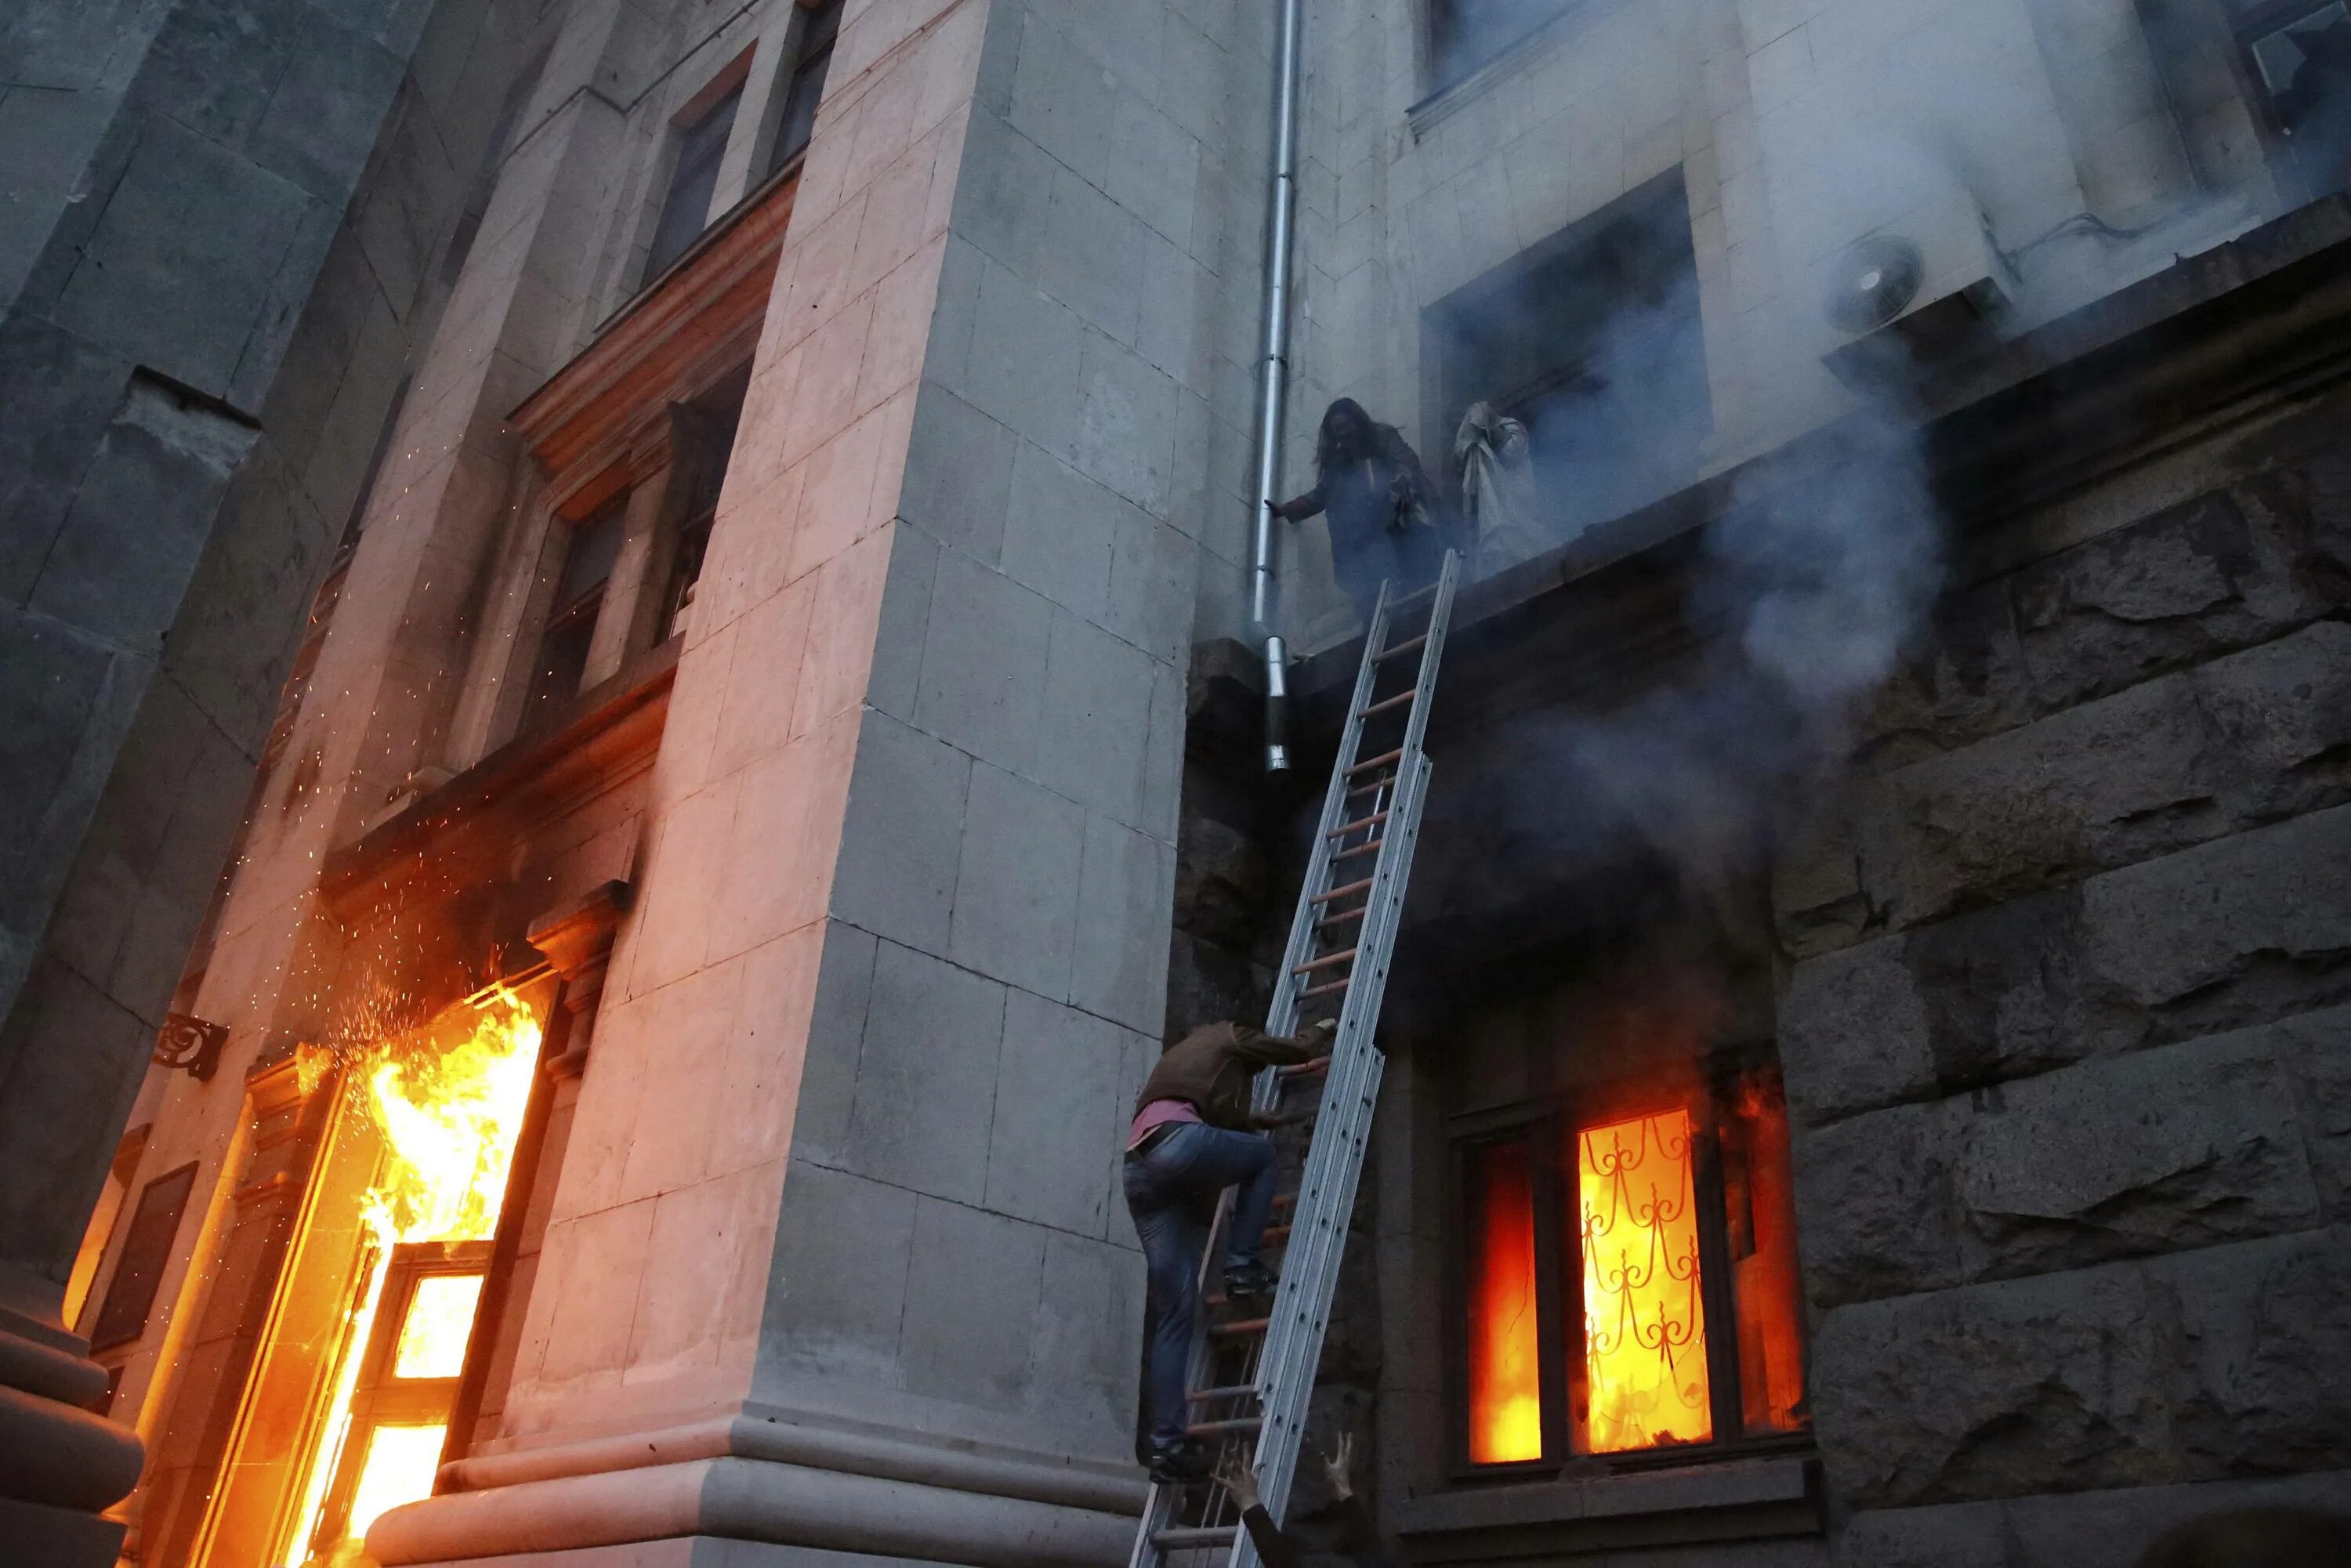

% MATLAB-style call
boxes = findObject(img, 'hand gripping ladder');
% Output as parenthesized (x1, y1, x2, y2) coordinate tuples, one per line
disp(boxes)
(1131, 549, 1462, 1568)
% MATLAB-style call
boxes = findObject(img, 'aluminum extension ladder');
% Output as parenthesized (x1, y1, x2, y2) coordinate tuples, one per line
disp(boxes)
(1129, 549, 1462, 1568)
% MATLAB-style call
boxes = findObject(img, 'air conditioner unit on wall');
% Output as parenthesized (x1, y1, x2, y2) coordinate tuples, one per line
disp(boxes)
(1817, 190, 2016, 391)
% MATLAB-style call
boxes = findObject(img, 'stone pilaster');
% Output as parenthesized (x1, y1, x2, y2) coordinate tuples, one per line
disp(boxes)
(369, 0, 1270, 1563)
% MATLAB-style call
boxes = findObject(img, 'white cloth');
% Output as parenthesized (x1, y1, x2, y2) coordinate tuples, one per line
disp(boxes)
(1452, 401, 1544, 574)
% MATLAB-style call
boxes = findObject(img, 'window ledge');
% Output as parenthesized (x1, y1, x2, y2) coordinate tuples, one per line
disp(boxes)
(1407, 4, 1590, 142)
(1396, 1453, 1821, 1553)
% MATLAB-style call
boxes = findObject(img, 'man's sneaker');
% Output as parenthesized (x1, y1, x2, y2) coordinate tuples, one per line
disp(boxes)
(1224, 1261, 1277, 1302)
(1147, 1437, 1213, 1483)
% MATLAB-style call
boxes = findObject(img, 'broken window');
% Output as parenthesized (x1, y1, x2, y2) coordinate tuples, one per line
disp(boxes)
(766, 0, 843, 178)
(647, 83, 743, 278)
(526, 495, 627, 724)
(1458, 1066, 1807, 1468)
(2230, 0, 2351, 197)
(1425, 173, 1710, 555)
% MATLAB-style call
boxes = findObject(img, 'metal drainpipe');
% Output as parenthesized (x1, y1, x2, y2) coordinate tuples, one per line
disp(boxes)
(1251, 0, 1305, 773)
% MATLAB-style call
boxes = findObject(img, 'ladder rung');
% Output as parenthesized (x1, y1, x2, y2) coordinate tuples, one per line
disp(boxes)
(1208, 1316, 1270, 1338)
(1266, 1222, 1291, 1243)
(1154, 1526, 1238, 1550)
(1345, 748, 1404, 777)
(1330, 835, 1386, 861)
(1271, 1192, 1295, 1209)
(1293, 948, 1356, 975)
(1316, 904, 1366, 929)
(1189, 1383, 1258, 1403)
(1277, 1056, 1329, 1078)
(1302, 976, 1351, 999)
(1189, 1415, 1262, 1436)
(1357, 689, 1416, 719)
(1310, 877, 1373, 904)
(1377, 633, 1427, 661)
(1326, 811, 1389, 838)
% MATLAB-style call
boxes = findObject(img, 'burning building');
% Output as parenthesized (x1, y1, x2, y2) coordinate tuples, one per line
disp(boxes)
(5, 1, 2351, 1566)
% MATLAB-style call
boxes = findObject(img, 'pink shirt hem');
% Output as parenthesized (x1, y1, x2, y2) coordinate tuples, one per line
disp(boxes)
(1127, 1097, 1203, 1150)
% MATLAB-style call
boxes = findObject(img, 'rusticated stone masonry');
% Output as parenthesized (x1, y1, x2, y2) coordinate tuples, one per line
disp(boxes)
(1774, 392, 2351, 1559)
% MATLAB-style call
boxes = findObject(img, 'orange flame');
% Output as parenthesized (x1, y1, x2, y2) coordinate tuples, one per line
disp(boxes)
(1467, 1143, 1543, 1463)
(284, 990, 541, 1563)
(1578, 1108, 1712, 1452)
(359, 992, 541, 1248)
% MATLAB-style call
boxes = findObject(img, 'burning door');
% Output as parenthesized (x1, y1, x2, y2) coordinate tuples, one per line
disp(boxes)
(185, 980, 549, 1568)
(297, 1241, 491, 1562)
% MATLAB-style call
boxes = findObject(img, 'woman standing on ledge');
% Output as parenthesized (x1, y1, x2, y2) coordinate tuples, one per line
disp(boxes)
(1268, 398, 1444, 629)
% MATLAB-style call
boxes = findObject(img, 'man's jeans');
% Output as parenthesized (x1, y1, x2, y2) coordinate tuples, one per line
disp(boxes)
(1124, 1123, 1280, 1450)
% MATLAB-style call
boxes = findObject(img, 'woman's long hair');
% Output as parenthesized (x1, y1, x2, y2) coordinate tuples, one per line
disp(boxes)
(1314, 397, 1378, 475)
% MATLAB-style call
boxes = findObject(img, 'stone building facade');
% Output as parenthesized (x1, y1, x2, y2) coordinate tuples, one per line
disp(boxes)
(7, 2, 2351, 1567)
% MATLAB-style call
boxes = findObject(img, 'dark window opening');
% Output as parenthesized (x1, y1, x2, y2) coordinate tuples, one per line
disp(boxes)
(647, 85, 744, 279)
(657, 371, 748, 643)
(1427, 172, 1710, 551)
(2231, 0, 2351, 198)
(766, 0, 844, 178)
(1428, 0, 1574, 92)
(1457, 1066, 1808, 1469)
(526, 497, 626, 725)
(89, 1161, 199, 1354)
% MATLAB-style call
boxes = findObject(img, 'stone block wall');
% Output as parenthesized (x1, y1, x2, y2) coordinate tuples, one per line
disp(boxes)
(0, 0, 553, 1284)
(1774, 393, 2351, 1559)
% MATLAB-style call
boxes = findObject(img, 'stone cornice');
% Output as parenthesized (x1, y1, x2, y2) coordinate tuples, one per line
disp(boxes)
(510, 170, 797, 491)
(320, 638, 678, 907)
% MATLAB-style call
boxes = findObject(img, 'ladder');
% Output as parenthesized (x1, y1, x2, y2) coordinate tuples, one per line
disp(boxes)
(1130, 549, 1462, 1568)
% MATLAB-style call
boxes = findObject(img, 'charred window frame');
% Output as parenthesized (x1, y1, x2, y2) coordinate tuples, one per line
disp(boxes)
(765, 0, 843, 179)
(2225, 0, 2351, 197)
(1446, 1058, 1809, 1479)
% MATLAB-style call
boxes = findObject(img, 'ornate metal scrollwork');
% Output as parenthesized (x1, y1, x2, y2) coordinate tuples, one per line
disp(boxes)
(152, 1012, 230, 1081)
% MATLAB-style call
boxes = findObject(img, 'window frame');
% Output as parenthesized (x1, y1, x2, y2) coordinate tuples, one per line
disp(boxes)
(2228, 0, 2351, 200)
(518, 488, 630, 733)
(1419, 0, 1578, 100)
(644, 75, 748, 284)
(763, 0, 844, 181)
(1444, 1055, 1809, 1481)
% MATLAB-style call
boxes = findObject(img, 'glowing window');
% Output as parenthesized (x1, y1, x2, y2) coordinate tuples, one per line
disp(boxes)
(1577, 1110, 1711, 1452)
(1455, 1068, 1809, 1468)
(1465, 1140, 1543, 1463)
(344, 1423, 449, 1545)
(393, 1273, 484, 1381)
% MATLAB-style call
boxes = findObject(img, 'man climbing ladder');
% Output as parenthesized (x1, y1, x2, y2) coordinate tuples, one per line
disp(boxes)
(1126, 550, 1461, 1568)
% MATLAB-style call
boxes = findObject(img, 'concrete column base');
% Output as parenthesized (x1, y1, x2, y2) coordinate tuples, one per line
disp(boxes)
(0, 1303, 143, 1568)
(368, 1416, 1143, 1568)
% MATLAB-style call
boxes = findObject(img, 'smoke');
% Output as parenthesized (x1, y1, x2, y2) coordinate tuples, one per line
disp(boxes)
(1436, 407, 1943, 947)
(1394, 0, 2294, 941)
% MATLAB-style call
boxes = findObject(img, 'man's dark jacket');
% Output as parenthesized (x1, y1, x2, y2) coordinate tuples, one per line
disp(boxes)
(1133, 1020, 1326, 1129)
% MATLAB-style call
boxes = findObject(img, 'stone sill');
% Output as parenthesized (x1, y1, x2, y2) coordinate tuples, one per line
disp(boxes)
(1396, 1453, 1822, 1553)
